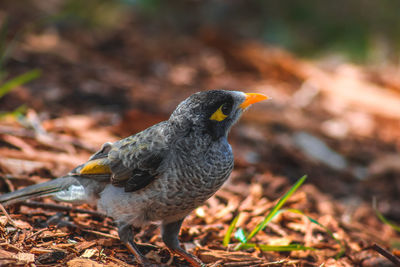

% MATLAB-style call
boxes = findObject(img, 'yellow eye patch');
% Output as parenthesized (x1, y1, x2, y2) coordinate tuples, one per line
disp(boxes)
(210, 105, 228, 121)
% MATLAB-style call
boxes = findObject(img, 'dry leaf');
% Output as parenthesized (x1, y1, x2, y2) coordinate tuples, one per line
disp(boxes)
(13, 252, 35, 263)
(67, 258, 104, 267)
(13, 219, 32, 229)
(81, 248, 98, 258)
(198, 249, 260, 263)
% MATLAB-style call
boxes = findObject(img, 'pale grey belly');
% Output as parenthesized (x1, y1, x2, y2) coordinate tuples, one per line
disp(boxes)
(98, 167, 231, 226)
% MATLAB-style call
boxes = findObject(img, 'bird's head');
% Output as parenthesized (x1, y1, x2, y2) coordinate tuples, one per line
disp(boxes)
(170, 90, 268, 140)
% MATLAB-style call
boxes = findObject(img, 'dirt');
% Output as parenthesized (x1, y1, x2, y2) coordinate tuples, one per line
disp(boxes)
(0, 4, 399, 266)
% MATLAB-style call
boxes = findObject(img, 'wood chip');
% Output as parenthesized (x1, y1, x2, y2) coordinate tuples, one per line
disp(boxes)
(12, 219, 32, 229)
(0, 249, 14, 258)
(198, 249, 261, 263)
(67, 258, 105, 267)
(81, 248, 98, 258)
(30, 247, 55, 254)
(13, 252, 35, 263)
(75, 241, 97, 252)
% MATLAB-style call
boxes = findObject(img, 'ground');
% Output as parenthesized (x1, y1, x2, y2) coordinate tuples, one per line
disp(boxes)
(0, 7, 399, 267)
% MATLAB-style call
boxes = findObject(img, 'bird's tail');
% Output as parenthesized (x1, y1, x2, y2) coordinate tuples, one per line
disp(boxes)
(0, 177, 78, 206)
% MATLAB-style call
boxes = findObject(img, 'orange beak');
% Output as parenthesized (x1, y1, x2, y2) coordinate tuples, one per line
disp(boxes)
(240, 93, 269, 109)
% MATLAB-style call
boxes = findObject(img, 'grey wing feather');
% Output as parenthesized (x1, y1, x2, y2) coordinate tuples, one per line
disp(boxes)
(107, 122, 169, 191)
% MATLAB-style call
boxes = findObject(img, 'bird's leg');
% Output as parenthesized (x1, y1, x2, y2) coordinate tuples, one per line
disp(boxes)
(117, 223, 155, 266)
(161, 219, 205, 267)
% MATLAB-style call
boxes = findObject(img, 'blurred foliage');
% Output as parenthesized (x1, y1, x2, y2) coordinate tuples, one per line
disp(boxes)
(0, 19, 41, 118)
(0, 19, 15, 82)
(2, 0, 400, 63)
(44, 0, 132, 29)
(126, 0, 400, 63)
(0, 69, 41, 99)
(373, 197, 400, 233)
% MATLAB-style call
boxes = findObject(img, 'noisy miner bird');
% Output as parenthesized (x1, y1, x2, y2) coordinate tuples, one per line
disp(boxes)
(0, 90, 268, 266)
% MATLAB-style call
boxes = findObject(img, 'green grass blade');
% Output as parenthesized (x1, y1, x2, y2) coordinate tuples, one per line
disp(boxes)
(373, 198, 400, 232)
(0, 104, 27, 119)
(235, 175, 307, 250)
(223, 213, 240, 246)
(284, 208, 345, 258)
(234, 208, 345, 257)
(0, 69, 41, 98)
(240, 243, 315, 251)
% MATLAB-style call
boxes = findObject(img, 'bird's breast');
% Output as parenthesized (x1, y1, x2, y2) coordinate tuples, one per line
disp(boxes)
(165, 137, 234, 200)
(139, 138, 233, 223)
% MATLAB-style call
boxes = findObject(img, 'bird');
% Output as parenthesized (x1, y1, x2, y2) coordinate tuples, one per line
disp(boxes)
(0, 90, 268, 267)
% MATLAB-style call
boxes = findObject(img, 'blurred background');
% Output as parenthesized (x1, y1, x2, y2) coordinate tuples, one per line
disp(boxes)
(0, 0, 399, 265)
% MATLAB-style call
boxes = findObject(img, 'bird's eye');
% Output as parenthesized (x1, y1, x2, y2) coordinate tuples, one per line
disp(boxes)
(221, 103, 232, 115)
(210, 103, 232, 121)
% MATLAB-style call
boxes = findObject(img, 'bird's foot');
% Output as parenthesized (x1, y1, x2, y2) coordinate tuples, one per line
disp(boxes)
(169, 248, 205, 267)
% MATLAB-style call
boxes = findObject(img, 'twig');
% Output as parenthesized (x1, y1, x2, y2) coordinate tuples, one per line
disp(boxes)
(24, 227, 49, 241)
(207, 260, 223, 267)
(107, 255, 136, 267)
(220, 260, 299, 267)
(259, 261, 299, 267)
(370, 243, 400, 266)
(0, 242, 24, 252)
(0, 203, 17, 227)
(22, 201, 105, 217)
(82, 229, 119, 240)
(223, 260, 263, 267)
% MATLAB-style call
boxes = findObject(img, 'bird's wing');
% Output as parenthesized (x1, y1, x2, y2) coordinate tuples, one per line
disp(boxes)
(70, 122, 168, 192)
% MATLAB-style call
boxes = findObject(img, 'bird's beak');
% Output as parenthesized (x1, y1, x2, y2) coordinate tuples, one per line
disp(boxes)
(240, 93, 269, 109)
